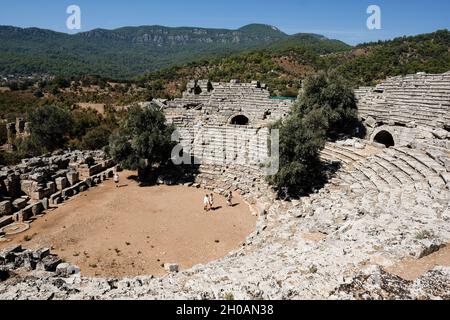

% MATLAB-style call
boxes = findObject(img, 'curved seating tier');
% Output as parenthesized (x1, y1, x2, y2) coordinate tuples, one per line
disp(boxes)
(356, 73, 450, 128)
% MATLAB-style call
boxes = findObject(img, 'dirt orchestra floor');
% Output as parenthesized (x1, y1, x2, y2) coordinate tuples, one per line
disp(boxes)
(0, 171, 257, 277)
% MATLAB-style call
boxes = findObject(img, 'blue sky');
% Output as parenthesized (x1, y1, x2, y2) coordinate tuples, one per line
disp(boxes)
(0, 0, 448, 45)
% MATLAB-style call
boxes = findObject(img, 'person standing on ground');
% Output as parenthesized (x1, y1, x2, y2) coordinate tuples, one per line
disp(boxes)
(204, 194, 210, 212)
(209, 193, 215, 211)
(227, 191, 233, 207)
(114, 173, 120, 188)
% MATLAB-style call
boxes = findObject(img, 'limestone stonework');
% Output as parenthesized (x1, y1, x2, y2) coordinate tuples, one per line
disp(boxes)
(355, 72, 450, 146)
(1, 75, 450, 300)
(0, 150, 116, 224)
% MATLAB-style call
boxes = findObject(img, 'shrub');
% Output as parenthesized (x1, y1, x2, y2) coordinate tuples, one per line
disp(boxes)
(109, 105, 175, 180)
(294, 71, 359, 138)
(224, 293, 235, 301)
(28, 105, 73, 152)
(268, 71, 359, 195)
(80, 126, 112, 150)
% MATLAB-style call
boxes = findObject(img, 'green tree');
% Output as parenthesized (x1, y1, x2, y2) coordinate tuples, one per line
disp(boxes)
(268, 71, 359, 195)
(268, 109, 327, 195)
(28, 105, 73, 152)
(294, 71, 359, 138)
(80, 126, 112, 150)
(71, 108, 102, 140)
(108, 105, 175, 180)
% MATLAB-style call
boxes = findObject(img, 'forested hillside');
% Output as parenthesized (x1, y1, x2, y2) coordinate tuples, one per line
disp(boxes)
(0, 24, 349, 79)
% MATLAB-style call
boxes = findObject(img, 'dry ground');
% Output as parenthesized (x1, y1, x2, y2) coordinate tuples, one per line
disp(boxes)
(386, 245, 450, 281)
(0, 171, 257, 277)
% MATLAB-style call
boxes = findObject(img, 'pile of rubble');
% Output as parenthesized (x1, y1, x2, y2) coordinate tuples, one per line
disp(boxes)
(0, 245, 79, 282)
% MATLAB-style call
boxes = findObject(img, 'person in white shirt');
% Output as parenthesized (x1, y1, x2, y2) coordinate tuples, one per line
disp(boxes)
(204, 194, 210, 212)
(227, 191, 233, 207)
(209, 193, 214, 211)
(114, 173, 120, 188)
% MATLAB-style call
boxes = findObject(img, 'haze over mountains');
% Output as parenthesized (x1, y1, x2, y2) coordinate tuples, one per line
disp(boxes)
(0, 24, 350, 79)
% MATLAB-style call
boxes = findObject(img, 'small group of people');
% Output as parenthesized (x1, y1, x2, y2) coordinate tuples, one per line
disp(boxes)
(203, 191, 233, 212)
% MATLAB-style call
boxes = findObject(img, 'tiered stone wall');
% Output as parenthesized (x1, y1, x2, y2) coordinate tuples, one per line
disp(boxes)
(165, 79, 292, 197)
(355, 72, 450, 146)
(1, 74, 450, 300)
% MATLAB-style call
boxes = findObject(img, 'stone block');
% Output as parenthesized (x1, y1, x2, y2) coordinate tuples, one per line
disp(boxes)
(102, 159, 115, 169)
(21, 180, 37, 197)
(46, 182, 56, 195)
(50, 192, 62, 204)
(32, 248, 50, 260)
(30, 189, 46, 201)
(21, 205, 33, 220)
(55, 177, 68, 191)
(37, 255, 61, 272)
(164, 263, 179, 273)
(66, 171, 79, 186)
(41, 198, 49, 210)
(0, 216, 13, 228)
(29, 173, 45, 183)
(31, 202, 44, 216)
(17, 209, 31, 222)
(56, 263, 80, 277)
(85, 178, 93, 187)
(12, 198, 28, 211)
(0, 200, 12, 216)
(61, 188, 74, 198)
(0, 245, 22, 262)
(365, 116, 377, 128)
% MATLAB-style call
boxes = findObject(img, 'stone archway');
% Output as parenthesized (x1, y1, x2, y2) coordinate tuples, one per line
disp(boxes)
(373, 130, 395, 148)
(230, 115, 249, 126)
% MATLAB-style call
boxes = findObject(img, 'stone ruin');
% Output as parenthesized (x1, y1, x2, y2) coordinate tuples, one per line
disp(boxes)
(1, 74, 450, 300)
(0, 245, 80, 281)
(355, 72, 450, 148)
(164, 79, 292, 197)
(0, 150, 116, 233)
(2, 118, 30, 150)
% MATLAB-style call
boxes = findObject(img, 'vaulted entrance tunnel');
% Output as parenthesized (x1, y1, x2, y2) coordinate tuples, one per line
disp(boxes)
(374, 130, 395, 148)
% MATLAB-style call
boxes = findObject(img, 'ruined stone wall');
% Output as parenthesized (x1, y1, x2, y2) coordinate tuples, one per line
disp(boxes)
(167, 80, 291, 126)
(4, 118, 30, 145)
(0, 150, 116, 229)
(356, 72, 450, 146)
(165, 80, 291, 188)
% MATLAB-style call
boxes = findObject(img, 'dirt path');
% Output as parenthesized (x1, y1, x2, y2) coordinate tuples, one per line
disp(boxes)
(386, 244, 450, 281)
(0, 171, 257, 277)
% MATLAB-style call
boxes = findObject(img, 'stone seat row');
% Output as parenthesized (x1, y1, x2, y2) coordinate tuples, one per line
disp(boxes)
(342, 148, 448, 195)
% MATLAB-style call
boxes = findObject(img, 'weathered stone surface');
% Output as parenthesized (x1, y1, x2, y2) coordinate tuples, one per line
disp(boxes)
(55, 177, 68, 191)
(66, 171, 79, 186)
(0, 75, 449, 300)
(12, 198, 28, 211)
(164, 264, 179, 273)
(0, 216, 13, 228)
(37, 255, 62, 272)
(365, 116, 377, 128)
(31, 202, 44, 216)
(41, 198, 49, 210)
(0, 201, 12, 216)
(55, 263, 80, 277)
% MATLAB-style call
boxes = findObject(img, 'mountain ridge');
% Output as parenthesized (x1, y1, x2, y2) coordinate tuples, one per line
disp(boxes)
(0, 24, 351, 79)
